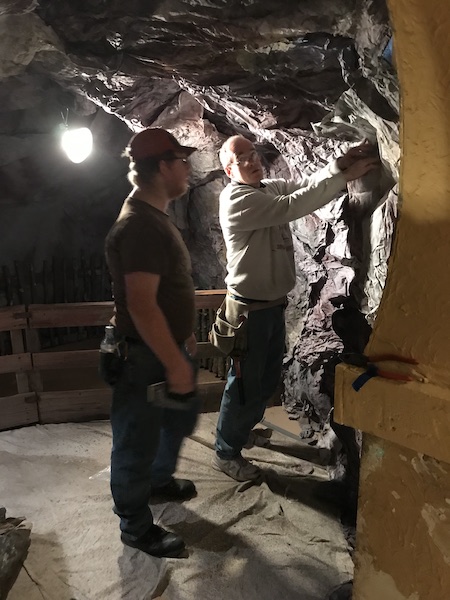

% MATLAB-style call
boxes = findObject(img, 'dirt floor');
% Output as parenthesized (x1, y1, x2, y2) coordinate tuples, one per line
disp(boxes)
(0, 411, 353, 600)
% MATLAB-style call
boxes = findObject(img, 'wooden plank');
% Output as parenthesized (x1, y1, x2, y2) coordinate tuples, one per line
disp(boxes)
(335, 365, 450, 465)
(28, 293, 224, 329)
(28, 303, 114, 328)
(0, 306, 28, 331)
(25, 329, 43, 393)
(39, 388, 112, 424)
(0, 380, 224, 429)
(32, 343, 221, 371)
(38, 382, 225, 424)
(196, 341, 224, 359)
(0, 353, 32, 375)
(10, 330, 30, 394)
(197, 380, 225, 413)
(194, 290, 226, 310)
(33, 349, 100, 370)
(262, 406, 303, 441)
(0, 393, 39, 431)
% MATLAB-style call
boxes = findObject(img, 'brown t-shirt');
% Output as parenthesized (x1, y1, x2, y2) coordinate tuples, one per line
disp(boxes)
(105, 198, 195, 344)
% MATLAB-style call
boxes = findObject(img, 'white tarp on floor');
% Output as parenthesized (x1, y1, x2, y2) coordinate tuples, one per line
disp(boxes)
(0, 414, 352, 600)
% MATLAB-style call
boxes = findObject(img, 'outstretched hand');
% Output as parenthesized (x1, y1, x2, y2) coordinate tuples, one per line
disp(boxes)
(337, 140, 377, 171)
(342, 156, 380, 182)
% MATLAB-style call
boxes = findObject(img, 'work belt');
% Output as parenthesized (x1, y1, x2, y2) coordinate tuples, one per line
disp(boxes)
(211, 292, 286, 406)
(227, 291, 287, 312)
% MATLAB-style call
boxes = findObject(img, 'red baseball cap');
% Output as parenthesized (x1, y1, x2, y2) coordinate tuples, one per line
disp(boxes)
(127, 128, 197, 160)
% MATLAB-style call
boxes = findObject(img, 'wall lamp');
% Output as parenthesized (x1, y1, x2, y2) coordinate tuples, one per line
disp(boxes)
(60, 110, 93, 164)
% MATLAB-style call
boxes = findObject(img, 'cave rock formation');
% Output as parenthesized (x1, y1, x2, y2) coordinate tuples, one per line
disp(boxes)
(0, 0, 399, 434)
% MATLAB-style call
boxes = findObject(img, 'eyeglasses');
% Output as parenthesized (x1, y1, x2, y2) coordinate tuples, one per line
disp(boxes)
(166, 156, 188, 164)
(158, 154, 189, 164)
(232, 150, 258, 167)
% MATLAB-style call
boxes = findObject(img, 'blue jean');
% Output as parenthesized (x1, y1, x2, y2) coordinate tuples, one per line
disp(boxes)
(109, 340, 199, 540)
(215, 304, 285, 459)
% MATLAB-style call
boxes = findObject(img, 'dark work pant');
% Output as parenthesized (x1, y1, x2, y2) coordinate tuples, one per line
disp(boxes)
(215, 304, 286, 459)
(109, 340, 199, 540)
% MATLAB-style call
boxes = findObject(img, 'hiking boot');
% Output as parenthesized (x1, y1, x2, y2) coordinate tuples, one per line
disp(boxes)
(212, 454, 261, 482)
(121, 524, 185, 558)
(151, 478, 197, 501)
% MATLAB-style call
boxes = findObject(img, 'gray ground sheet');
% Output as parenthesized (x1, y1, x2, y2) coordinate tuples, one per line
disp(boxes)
(0, 414, 353, 600)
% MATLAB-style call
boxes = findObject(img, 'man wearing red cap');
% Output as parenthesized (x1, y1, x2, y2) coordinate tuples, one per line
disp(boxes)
(104, 128, 198, 558)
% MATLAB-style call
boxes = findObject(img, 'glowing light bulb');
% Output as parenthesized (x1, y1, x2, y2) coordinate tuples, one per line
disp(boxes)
(61, 127, 93, 163)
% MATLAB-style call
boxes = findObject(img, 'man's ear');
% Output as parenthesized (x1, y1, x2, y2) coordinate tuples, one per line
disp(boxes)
(159, 160, 171, 177)
(225, 165, 233, 178)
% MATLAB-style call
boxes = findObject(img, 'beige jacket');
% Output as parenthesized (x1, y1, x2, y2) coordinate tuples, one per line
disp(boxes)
(219, 160, 346, 301)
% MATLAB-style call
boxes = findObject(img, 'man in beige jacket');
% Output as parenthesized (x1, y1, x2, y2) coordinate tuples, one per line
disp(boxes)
(213, 134, 378, 481)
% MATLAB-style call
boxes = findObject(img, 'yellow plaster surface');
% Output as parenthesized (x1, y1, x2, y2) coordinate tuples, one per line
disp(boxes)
(354, 555, 419, 600)
(354, 438, 450, 600)
(335, 1, 450, 598)
(365, 0, 450, 387)
(334, 365, 450, 464)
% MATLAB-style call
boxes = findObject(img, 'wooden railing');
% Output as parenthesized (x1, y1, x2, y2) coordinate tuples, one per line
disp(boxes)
(0, 291, 226, 431)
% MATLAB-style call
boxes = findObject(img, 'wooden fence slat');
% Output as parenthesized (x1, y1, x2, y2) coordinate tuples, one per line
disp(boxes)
(196, 342, 224, 360)
(28, 303, 115, 328)
(0, 305, 28, 331)
(194, 290, 226, 309)
(26, 329, 43, 393)
(0, 292, 226, 429)
(28, 293, 225, 329)
(33, 349, 100, 370)
(0, 393, 39, 431)
(39, 389, 112, 424)
(197, 380, 226, 412)
(0, 353, 32, 374)
(10, 330, 30, 394)
(38, 381, 226, 424)
(31, 343, 222, 371)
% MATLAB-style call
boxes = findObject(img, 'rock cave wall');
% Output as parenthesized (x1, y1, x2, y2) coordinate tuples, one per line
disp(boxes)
(0, 0, 399, 431)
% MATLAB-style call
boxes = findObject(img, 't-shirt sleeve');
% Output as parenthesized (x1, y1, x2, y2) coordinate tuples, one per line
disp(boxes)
(118, 223, 170, 275)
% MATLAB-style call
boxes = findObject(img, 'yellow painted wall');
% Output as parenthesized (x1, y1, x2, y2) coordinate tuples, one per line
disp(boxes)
(335, 1, 450, 598)
(355, 437, 450, 600)
(367, 0, 450, 386)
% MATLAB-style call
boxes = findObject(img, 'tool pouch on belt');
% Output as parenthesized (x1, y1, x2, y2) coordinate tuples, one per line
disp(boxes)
(209, 296, 249, 358)
(99, 339, 127, 387)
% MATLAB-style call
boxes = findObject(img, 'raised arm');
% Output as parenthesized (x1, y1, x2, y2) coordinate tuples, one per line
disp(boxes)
(223, 156, 379, 231)
(223, 171, 345, 231)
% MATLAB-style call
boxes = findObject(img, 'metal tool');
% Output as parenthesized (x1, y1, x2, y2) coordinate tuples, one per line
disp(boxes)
(349, 353, 427, 391)
(147, 382, 197, 410)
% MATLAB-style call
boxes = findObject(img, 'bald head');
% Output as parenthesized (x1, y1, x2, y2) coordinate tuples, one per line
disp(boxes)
(219, 135, 251, 169)
(219, 135, 264, 187)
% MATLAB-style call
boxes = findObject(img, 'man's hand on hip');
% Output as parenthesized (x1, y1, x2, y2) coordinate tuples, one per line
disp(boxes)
(167, 355, 195, 395)
(184, 332, 197, 358)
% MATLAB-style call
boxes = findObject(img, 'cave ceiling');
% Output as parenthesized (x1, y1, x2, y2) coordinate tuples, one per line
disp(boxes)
(0, 0, 399, 426)
(1, 0, 394, 136)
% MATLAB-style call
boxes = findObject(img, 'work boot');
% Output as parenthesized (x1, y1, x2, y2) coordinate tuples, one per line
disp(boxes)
(121, 524, 185, 558)
(151, 478, 197, 501)
(212, 454, 261, 482)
